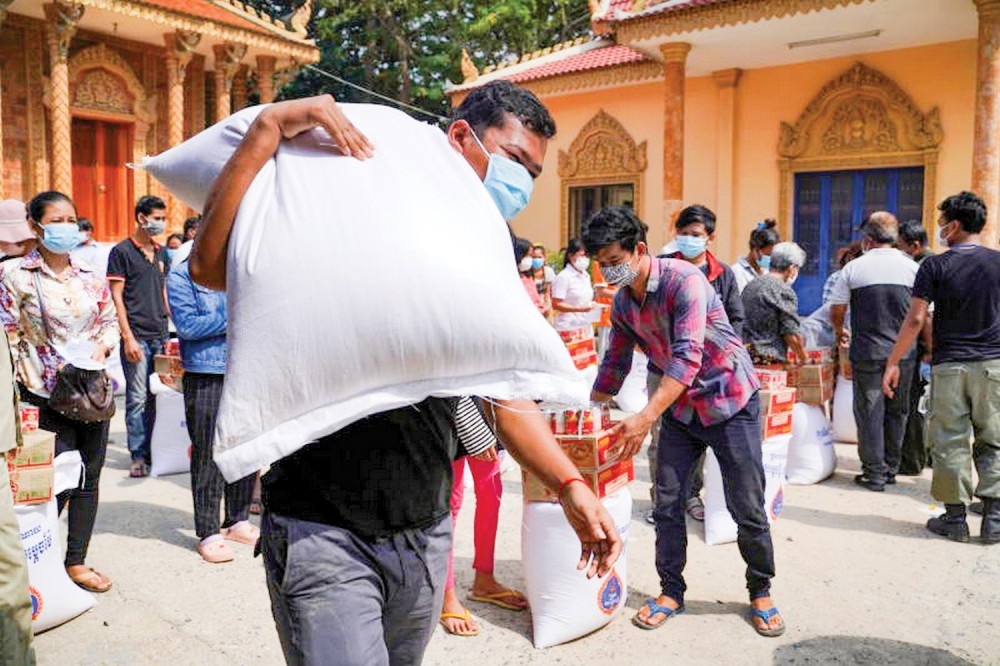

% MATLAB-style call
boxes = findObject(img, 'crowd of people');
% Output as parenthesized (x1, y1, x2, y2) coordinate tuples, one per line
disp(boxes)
(0, 77, 996, 666)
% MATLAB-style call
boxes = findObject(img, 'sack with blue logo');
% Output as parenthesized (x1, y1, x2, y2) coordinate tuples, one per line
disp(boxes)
(521, 489, 631, 648)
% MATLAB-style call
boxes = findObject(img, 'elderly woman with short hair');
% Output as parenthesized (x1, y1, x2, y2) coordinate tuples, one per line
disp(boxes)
(741, 241, 808, 365)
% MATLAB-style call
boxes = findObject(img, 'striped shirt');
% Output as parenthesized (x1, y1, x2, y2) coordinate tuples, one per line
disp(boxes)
(594, 258, 759, 427)
(455, 397, 496, 457)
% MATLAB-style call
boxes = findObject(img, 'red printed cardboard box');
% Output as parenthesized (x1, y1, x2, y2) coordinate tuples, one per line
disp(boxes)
(788, 347, 834, 366)
(761, 411, 793, 439)
(6, 430, 55, 469)
(18, 406, 39, 433)
(8, 466, 53, 505)
(759, 387, 796, 415)
(523, 457, 634, 503)
(154, 354, 185, 392)
(755, 368, 787, 390)
(557, 430, 620, 470)
(787, 363, 835, 387)
(795, 381, 834, 405)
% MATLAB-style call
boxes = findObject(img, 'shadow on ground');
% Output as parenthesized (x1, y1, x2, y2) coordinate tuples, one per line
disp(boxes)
(773, 636, 978, 665)
(93, 500, 199, 552)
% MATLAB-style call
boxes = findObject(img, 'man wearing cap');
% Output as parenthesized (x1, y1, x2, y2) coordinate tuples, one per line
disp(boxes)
(0, 199, 37, 264)
(0, 199, 37, 663)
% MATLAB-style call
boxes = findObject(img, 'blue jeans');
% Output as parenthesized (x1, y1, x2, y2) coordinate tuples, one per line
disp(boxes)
(121, 337, 165, 463)
(261, 512, 450, 666)
(653, 393, 775, 605)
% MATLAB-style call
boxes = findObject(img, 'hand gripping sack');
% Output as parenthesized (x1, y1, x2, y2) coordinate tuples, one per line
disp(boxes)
(522, 489, 631, 648)
(786, 403, 837, 484)
(140, 104, 587, 481)
(703, 436, 789, 546)
(15, 501, 96, 632)
(148, 374, 192, 477)
(831, 376, 858, 444)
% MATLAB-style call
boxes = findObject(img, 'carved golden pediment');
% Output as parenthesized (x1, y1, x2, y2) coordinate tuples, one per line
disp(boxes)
(558, 110, 648, 179)
(68, 44, 148, 118)
(778, 62, 943, 159)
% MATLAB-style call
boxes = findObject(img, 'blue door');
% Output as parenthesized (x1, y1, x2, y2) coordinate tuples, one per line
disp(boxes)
(793, 167, 923, 314)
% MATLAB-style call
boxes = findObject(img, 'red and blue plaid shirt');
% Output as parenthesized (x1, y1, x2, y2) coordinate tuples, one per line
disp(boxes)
(594, 257, 759, 426)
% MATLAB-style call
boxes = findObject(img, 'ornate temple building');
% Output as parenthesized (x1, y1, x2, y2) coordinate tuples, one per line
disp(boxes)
(0, 0, 318, 239)
(449, 0, 1000, 313)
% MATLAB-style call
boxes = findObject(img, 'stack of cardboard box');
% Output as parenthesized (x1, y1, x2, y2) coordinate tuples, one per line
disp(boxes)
(756, 369, 797, 438)
(523, 405, 634, 502)
(7, 407, 55, 505)
(558, 329, 598, 371)
(153, 339, 184, 392)
(786, 347, 836, 405)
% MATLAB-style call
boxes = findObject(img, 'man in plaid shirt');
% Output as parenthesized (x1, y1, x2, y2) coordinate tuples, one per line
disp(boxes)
(585, 206, 784, 638)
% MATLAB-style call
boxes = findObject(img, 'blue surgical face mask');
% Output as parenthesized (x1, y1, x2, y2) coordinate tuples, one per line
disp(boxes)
(165, 248, 179, 261)
(470, 129, 534, 220)
(675, 235, 707, 260)
(757, 254, 772, 271)
(39, 222, 81, 255)
(531, 257, 545, 270)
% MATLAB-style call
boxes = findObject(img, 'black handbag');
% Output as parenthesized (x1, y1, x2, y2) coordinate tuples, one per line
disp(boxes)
(33, 272, 116, 423)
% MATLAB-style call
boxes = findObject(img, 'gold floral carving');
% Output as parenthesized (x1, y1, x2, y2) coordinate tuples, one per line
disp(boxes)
(559, 110, 646, 246)
(74, 69, 132, 114)
(615, 0, 875, 42)
(68, 44, 151, 122)
(559, 110, 648, 179)
(776, 62, 944, 234)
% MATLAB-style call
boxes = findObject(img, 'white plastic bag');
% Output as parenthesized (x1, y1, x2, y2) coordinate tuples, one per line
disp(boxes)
(106, 346, 125, 396)
(786, 403, 836, 484)
(615, 351, 649, 413)
(141, 104, 587, 482)
(148, 374, 191, 477)
(522, 489, 631, 648)
(703, 436, 789, 546)
(831, 376, 858, 444)
(15, 501, 96, 632)
(53, 451, 83, 495)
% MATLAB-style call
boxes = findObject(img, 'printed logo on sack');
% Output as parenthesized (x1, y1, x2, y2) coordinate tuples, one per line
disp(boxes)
(597, 569, 623, 615)
(770, 487, 785, 520)
(29, 586, 42, 620)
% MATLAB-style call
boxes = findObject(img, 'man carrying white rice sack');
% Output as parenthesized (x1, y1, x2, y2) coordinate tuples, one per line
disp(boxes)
(186, 84, 621, 666)
(584, 207, 785, 638)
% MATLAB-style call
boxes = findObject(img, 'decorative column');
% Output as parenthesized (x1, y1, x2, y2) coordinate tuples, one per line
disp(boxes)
(973, 0, 1000, 246)
(232, 64, 250, 110)
(713, 68, 742, 259)
(44, 1, 84, 196)
(0, 0, 14, 197)
(164, 30, 200, 230)
(256, 55, 277, 103)
(660, 42, 691, 231)
(212, 42, 247, 123)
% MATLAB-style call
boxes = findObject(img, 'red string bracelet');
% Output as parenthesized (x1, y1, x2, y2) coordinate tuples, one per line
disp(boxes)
(558, 477, 587, 500)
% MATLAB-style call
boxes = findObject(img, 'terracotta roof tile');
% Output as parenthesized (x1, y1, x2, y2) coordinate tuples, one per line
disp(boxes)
(137, 0, 280, 35)
(602, 0, 727, 21)
(499, 43, 650, 84)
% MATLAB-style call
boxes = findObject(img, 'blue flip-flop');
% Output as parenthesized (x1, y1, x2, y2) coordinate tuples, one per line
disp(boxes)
(750, 605, 786, 637)
(632, 599, 684, 630)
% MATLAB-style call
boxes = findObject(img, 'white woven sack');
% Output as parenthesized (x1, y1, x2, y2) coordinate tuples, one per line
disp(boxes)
(831, 376, 858, 444)
(15, 501, 96, 632)
(703, 436, 789, 546)
(140, 103, 587, 481)
(786, 403, 837, 484)
(522, 489, 631, 648)
(615, 350, 649, 413)
(148, 374, 191, 477)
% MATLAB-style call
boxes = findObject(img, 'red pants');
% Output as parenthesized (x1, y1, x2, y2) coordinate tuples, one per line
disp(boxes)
(445, 456, 502, 591)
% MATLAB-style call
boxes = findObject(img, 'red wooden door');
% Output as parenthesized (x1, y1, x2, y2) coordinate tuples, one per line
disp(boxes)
(71, 118, 134, 242)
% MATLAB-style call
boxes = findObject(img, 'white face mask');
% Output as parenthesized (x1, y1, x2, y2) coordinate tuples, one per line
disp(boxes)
(573, 256, 590, 272)
(518, 256, 533, 273)
(786, 267, 799, 286)
(937, 221, 953, 247)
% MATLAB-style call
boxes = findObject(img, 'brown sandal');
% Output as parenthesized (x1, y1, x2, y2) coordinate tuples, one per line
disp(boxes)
(68, 566, 113, 593)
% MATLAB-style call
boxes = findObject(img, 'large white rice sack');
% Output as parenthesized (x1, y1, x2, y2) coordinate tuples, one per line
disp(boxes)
(786, 403, 837, 484)
(522, 489, 631, 648)
(831, 376, 858, 444)
(703, 436, 789, 546)
(149, 374, 191, 477)
(614, 351, 649, 413)
(15, 501, 96, 632)
(140, 104, 587, 481)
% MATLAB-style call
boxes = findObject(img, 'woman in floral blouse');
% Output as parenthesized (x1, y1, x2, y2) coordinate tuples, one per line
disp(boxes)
(0, 191, 119, 593)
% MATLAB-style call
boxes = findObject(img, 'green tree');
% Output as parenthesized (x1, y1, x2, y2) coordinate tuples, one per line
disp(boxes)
(246, 1, 591, 119)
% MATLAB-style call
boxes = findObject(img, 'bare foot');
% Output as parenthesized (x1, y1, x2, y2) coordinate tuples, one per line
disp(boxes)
(632, 595, 681, 629)
(750, 596, 785, 635)
(469, 572, 528, 610)
(440, 588, 479, 636)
